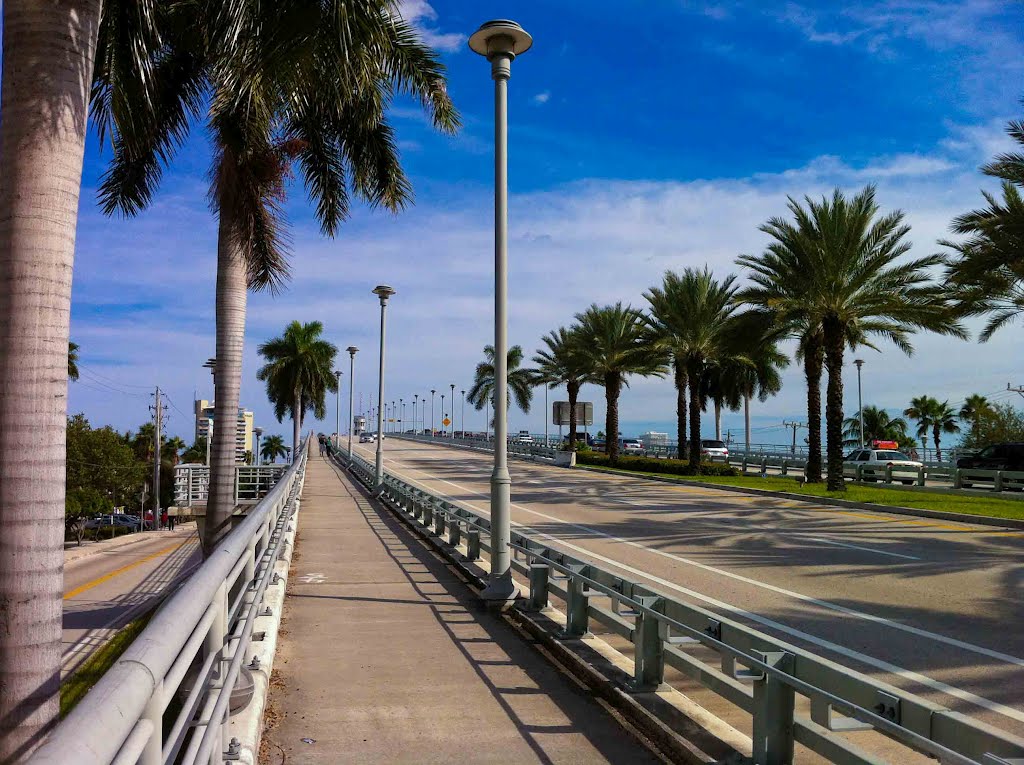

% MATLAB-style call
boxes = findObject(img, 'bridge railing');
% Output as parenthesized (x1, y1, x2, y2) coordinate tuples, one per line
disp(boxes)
(173, 464, 289, 507)
(335, 442, 1024, 765)
(31, 438, 310, 765)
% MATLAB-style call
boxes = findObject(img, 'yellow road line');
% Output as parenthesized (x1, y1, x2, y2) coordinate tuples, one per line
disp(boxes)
(64, 538, 195, 600)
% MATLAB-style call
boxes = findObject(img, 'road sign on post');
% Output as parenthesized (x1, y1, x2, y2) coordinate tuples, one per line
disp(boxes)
(443, 417, 451, 427)
(553, 401, 593, 426)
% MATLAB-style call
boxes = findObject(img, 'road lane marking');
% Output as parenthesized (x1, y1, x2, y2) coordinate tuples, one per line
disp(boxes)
(377, 453, 1024, 666)
(795, 536, 921, 560)
(362, 456, 1024, 724)
(64, 538, 195, 600)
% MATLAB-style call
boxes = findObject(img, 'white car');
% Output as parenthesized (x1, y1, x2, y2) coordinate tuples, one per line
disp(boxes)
(700, 439, 729, 459)
(621, 439, 643, 454)
(845, 449, 923, 484)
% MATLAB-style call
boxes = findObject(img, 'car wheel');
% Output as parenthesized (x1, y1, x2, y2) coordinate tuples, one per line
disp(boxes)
(962, 483, 972, 489)
(901, 480, 913, 486)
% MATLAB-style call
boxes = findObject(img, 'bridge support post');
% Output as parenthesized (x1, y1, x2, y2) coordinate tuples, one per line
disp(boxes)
(630, 597, 665, 691)
(751, 651, 795, 765)
(448, 518, 461, 547)
(466, 529, 481, 561)
(434, 506, 446, 536)
(561, 565, 589, 638)
(423, 501, 433, 529)
(527, 564, 549, 611)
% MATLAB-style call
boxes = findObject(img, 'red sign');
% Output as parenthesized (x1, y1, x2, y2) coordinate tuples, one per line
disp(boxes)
(872, 440, 899, 449)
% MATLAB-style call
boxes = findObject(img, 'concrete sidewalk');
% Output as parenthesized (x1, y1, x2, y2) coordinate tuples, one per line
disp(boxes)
(263, 455, 662, 764)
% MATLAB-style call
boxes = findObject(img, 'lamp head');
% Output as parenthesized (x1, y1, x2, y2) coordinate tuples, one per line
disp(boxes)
(468, 19, 532, 58)
(372, 284, 396, 304)
(347, 346, 359, 356)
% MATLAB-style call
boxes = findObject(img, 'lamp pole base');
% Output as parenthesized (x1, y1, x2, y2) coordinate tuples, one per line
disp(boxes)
(480, 570, 520, 611)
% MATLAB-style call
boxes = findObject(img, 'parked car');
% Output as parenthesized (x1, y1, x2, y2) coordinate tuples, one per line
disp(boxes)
(85, 514, 142, 531)
(956, 443, 1024, 485)
(700, 440, 729, 459)
(621, 438, 643, 454)
(844, 449, 922, 483)
(513, 431, 534, 444)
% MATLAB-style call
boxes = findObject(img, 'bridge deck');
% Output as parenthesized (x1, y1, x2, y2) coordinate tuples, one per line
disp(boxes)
(263, 455, 659, 764)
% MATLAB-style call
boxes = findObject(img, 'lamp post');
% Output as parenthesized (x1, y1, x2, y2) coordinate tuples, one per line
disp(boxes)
(400, 398, 404, 434)
(334, 369, 342, 451)
(854, 359, 865, 449)
(470, 19, 532, 605)
(347, 347, 358, 459)
(430, 389, 436, 436)
(544, 384, 548, 447)
(441, 393, 446, 437)
(461, 389, 466, 438)
(413, 393, 419, 433)
(373, 285, 395, 490)
(450, 384, 456, 437)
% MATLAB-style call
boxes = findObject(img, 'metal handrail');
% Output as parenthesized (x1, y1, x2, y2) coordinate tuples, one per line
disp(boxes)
(335, 441, 1024, 765)
(30, 438, 310, 765)
(174, 464, 289, 507)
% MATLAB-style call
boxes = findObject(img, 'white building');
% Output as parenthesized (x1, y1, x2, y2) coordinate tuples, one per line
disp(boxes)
(640, 431, 669, 447)
(195, 399, 254, 463)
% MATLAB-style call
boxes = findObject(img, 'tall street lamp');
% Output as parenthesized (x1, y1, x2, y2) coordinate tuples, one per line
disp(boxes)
(400, 398, 404, 434)
(461, 389, 466, 438)
(373, 285, 395, 490)
(441, 393, 446, 437)
(430, 389, 436, 436)
(334, 369, 342, 451)
(449, 384, 456, 437)
(347, 346, 358, 460)
(253, 426, 263, 465)
(854, 359, 865, 449)
(470, 19, 532, 605)
(413, 393, 419, 433)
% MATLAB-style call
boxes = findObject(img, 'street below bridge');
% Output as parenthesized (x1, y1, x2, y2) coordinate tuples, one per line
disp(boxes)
(356, 437, 1024, 744)
(62, 527, 201, 678)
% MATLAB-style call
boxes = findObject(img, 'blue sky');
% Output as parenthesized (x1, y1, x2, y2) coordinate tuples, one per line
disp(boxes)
(67, 0, 1024, 447)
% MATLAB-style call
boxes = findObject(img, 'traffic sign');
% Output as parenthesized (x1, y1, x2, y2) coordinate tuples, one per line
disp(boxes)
(443, 417, 451, 427)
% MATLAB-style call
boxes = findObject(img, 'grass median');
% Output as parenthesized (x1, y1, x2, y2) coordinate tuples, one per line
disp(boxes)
(578, 464, 1024, 522)
(61, 610, 154, 717)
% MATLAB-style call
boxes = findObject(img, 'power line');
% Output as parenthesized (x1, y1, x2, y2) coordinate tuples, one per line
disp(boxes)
(77, 363, 152, 390)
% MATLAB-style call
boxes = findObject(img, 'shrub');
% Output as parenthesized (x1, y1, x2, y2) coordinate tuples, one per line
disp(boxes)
(575, 451, 739, 477)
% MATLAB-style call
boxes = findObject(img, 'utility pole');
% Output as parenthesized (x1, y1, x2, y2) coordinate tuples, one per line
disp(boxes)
(151, 387, 162, 531)
(1008, 383, 1024, 399)
(782, 420, 806, 456)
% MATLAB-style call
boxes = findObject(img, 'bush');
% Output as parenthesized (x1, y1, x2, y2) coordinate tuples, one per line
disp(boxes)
(575, 451, 740, 477)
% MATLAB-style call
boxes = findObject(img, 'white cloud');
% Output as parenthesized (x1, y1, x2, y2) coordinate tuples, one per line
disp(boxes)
(532, 91, 551, 106)
(69, 120, 1019, 447)
(394, 0, 465, 52)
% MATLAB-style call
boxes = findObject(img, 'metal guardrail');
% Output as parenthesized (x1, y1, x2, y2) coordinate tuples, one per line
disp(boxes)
(174, 464, 289, 507)
(336, 443, 1024, 765)
(31, 437, 310, 765)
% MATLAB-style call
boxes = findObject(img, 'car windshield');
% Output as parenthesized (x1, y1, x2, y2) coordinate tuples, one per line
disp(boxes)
(702, 440, 726, 448)
(876, 451, 912, 461)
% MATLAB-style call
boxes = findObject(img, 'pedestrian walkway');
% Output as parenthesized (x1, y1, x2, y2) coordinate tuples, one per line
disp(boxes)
(263, 455, 662, 764)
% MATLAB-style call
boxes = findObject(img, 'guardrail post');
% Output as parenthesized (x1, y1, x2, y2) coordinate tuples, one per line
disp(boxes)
(423, 499, 433, 528)
(561, 565, 589, 638)
(203, 581, 228, 760)
(995, 471, 1004, 492)
(434, 504, 446, 536)
(884, 464, 893, 484)
(781, 460, 788, 477)
(527, 564, 549, 611)
(751, 651, 795, 765)
(953, 467, 963, 489)
(630, 596, 664, 691)
(917, 466, 926, 487)
(448, 517, 461, 547)
(466, 529, 481, 561)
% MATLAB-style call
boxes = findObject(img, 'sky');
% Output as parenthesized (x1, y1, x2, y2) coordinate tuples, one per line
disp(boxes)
(65, 0, 1024, 449)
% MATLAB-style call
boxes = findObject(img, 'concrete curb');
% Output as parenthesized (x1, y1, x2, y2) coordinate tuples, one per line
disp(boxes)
(352, 462, 742, 765)
(228, 471, 306, 765)
(575, 464, 1024, 530)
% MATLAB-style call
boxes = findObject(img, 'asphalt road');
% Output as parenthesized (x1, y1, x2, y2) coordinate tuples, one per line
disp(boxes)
(62, 528, 202, 677)
(354, 438, 1024, 747)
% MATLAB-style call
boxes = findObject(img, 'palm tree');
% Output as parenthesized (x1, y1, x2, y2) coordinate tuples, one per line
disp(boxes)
(165, 436, 187, 466)
(260, 434, 288, 464)
(467, 345, 535, 421)
(842, 406, 910, 448)
(95, 3, 457, 556)
(575, 303, 666, 463)
(904, 395, 939, 454)
(944, 112, 1024, 339)
(0, 1, 152, 746)
(960, 394, 991, 431)
(645, 269, 738, 470)
(68, 342, 80, 381)
(728, 321, 788, 453)
(257, 321, 339, 460)
(929, 401, 960, 462)
(738, 187, 963, 490)
(532, 327, 597, 451)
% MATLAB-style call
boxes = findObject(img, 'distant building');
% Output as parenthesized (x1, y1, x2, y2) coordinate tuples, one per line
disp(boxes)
(353, 415, 367, 435)
(195, 399, 254, 463)
(640, 431, 669, 447)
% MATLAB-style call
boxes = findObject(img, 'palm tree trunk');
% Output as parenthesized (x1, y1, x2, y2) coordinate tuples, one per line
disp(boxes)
(933, 427, 942, 462)
(687, 361, 702, 471)
(605, 372, 621, 463)
(293, 390, 302, 461)
(823, 318, 845, 491)
(567, 380, 580, 450)
(744, 394, 751, 452)
(804, 335, 824, 483)
(0, 2, 103, 753)
(204, 210, 248, 556)
(714, 398, 722, 439)
(674, 359, 687, 459)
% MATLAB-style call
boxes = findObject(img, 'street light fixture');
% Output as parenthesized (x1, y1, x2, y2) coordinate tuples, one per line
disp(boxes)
(413, 393, 419, 433)
(253, 426, 263, 465)
(430, 389, 436, 436)
(441, 393, 446, 437)
(372, 285, 395, 490)
(347, 347, 358, 460)
(461, 389, 466, 439)
(449, 383, 456, 437)
(334, 369, 342, 452)
(854, 359, 865, 449)
(469, 18, 532, 605)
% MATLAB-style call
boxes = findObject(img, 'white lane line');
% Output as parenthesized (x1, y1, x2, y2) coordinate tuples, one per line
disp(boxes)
(374, 456, 1024, 723)
(794, 536, 922, 561)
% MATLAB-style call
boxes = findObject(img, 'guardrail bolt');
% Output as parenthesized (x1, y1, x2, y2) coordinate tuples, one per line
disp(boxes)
(272, 573, 283, 585)
(248, 655, 262, 670)
(225, 737, 242, 760)
(260, 606, 273, 617)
